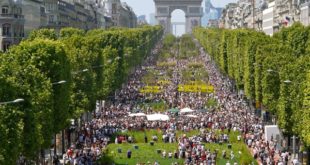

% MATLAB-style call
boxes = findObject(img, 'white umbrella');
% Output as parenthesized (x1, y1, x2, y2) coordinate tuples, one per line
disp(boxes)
(146, 114, 170, 121)
(185, 114, 198, 118)
(129, 113, 146, 117)
(180, 107, 195, 114)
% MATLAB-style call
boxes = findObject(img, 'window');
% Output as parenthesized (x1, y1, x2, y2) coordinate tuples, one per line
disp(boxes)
(14, 26, 17, 37)
(17, 7, 22, 15)
(2, 41, 11, 52)
(20, 26, 24, 37)
(2, 6, 8, 14)
(2, 24, 11, 36)
(112, 4, 117, 14)
(49, 15, 54, 23)
(12, 6, 16, 14)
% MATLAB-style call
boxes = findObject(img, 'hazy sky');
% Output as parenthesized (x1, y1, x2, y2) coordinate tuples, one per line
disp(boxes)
(122, 0, 237, 18)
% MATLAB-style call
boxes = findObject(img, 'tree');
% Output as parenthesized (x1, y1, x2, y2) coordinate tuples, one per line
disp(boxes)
(274, 22, 309, 57)
(163, 34, 176, 49)
(27, 29, 58, 41)
(300, 71, 310, 146)
(193, 25, 310, 146)
(60, 27, 85, 39)
(219, 31, 228, 73)
(0, 64, 24, 164)
(0, 52, 53, 160)
(0, 25, 163, 163)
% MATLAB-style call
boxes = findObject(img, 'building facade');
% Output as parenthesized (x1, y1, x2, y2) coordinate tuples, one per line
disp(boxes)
(300, 0, 310, 26)
(207, 19, 219, 27)
(219, 0, 304, 35)
(149, 13, 157, 25)
(0, 0, 24, 52)
(119, 2, 137, 28)
(22, 0, 46, 36)
(0, 0, 137, 51)
(220, 0, 263, 30)
(201, 0, 222, 27)
(262, 1, 275, 35)
(274, 0, 300, 28)
(137, 15, 147, 25)
(105, 0, 137, 28)
(43, 0, 107, 31)
(219, 3, 238, 29)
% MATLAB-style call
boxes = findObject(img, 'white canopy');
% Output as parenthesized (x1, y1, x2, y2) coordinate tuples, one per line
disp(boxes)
(180, 107, 195, 114)
(185, 114, 198, 118)
(146, 114, 170, 121)
(129, 113, 146, 117)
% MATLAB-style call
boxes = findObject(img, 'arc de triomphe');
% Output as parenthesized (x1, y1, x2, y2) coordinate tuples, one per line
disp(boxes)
(154, 0, 203, 34)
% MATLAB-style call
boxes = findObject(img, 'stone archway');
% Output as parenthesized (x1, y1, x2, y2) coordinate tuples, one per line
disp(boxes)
(154, 0, 203, 34)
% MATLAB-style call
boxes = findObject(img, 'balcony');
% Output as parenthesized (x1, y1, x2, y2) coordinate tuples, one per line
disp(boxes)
(1, 33, 12, 38)
(276, 2, 290, 15)
(277, 7, 290, 14)
(0, 13, 24, 19)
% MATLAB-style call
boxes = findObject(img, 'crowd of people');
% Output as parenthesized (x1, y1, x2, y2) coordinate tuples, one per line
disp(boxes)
(54, 37, 296, 165)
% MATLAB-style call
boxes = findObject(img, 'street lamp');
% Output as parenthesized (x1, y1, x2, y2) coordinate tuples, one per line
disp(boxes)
(72, 68, 89, 75)
(292, 135, 298, 159)
(72, 65, 104, 75)
(68, 119, 77, 148)
(283, 80, 292, 84)
(283, 79, 299, 158)
(52, 80, 67, 85)
(91, 65, 104, 69)
(263, 68, 280, 121)
(0, 98, 24, 105)
(253, 63, 262, 67)
(267, 69, 274, 73)
(51, 80, 67, 158)
(13, 98, 24, 103)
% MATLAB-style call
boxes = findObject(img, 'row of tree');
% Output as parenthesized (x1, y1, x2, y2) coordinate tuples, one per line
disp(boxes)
(193, 23, 310, 148)
(0, 25, 163, 164)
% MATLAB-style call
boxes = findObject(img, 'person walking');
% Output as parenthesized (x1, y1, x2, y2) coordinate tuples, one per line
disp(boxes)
(127, 150, 132, 159)
(53, 155, 60, 165)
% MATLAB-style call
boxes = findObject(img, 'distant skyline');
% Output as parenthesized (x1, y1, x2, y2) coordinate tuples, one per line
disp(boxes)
(122, 0, 237, 19)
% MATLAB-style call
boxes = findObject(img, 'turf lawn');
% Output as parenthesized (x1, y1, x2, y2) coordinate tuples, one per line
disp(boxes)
(98, 130, 258, 165)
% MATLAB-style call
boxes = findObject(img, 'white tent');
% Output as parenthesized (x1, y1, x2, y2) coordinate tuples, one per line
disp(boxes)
(264, 125, 282, 142)
(180, 107, 194, 114)
(129, 113, 146, 117)
(146, 114, 170, 121)
(185, 114, 198, 118)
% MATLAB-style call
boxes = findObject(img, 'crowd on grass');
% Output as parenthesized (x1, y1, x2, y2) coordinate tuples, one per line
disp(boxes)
(54, 38, 299, 165)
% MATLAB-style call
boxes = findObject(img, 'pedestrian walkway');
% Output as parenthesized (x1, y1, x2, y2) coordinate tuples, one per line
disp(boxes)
(52, 36, 292, 165)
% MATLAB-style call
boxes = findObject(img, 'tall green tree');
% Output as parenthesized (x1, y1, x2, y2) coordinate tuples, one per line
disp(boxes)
(27, 29, 58, 41)
(194, 24, 310, 146)
(300, 71, 310, 146)
(0, 25, 163, 163)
